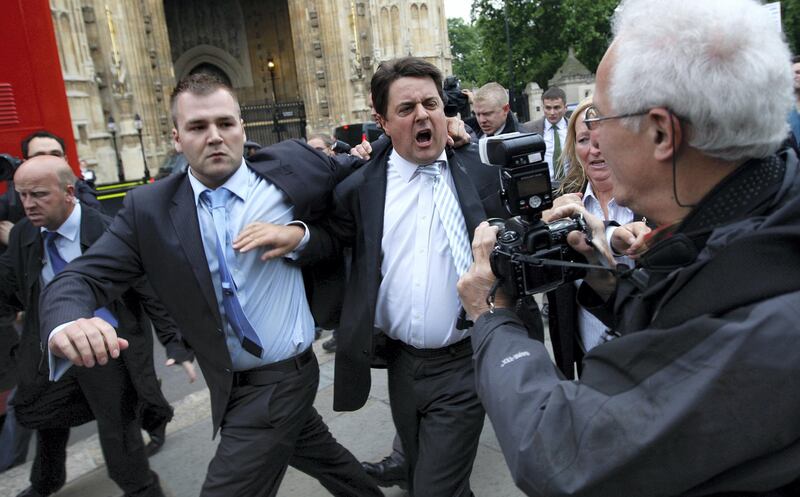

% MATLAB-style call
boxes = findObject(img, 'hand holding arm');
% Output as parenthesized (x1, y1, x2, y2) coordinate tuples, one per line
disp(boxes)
(233, 222, 306, 260)
(446, 116, 472, 149)
(350, 140, 373, 160)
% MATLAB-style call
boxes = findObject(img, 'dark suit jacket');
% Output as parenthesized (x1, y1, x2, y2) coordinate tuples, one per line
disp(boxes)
(302, 143, 506, 412)
(0, 206, 177, 425)
(39, 140, 339, 433)
(519, 117, 545, 135)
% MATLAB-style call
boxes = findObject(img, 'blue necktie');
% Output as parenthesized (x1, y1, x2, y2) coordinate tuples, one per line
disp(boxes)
(201, 188, 264, 358)
(417, 161, 473, 277)
(44, 231, 118, 327)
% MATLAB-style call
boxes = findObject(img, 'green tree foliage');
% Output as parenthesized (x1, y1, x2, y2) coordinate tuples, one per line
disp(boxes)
(448, 18, 487, 86)
(783, 0, 800, 55)
(451, 0, 619, 90)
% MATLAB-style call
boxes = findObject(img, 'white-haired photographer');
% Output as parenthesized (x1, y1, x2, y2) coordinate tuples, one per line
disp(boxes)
(457, 0, 800, 496)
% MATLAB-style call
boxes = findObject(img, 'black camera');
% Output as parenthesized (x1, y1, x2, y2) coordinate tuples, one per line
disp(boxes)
(0, 154, 22, 181)
(479, 132, 588, 299)
(443, 76, 470, 118)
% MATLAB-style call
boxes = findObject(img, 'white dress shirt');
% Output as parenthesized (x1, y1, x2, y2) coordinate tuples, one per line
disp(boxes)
(576, 182, 634, 351)
(374, 150, 468, 349)
(543, 118, 568, 177)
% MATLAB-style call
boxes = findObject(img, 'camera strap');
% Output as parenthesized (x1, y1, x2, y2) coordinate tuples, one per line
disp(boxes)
(504, 251, 631, 277)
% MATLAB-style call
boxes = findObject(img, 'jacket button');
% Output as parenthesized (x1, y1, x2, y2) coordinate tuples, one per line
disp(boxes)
(362, 349, 369, 355)
(225, 368, 231, 373)
(217, 328, 223, 334)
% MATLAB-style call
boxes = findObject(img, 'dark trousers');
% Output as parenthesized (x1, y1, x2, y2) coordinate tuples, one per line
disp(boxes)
(201, 352, 381, 497)
(387, 339, 485, 497)
(25, 359, 160, 496)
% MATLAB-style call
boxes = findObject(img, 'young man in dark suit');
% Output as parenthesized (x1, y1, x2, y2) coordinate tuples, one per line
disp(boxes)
(0, 156, 168, 497)
(301, 57, 506, 497)
(40, 74, 381, 497)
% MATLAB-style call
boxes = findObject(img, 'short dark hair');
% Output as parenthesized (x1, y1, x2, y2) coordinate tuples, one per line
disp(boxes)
(370, 57, 444, 117)
(793, 55, 800, 64)
(21, 130, 65, 159)
(542, 86, 567, 103)
(307, 133, 334, 148)
(170, 72, 240, 126)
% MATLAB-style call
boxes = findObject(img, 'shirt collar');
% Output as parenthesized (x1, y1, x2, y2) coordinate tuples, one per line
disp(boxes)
(41, 202, 81, 242)
(548, 118, 566, 131)
(390, 149, 449, 184)
(187, 158, 249, 206)
(583, 181, 618, 210)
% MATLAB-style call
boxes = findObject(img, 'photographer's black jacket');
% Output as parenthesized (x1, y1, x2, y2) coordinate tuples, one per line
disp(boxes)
(470, 148, 800, 496)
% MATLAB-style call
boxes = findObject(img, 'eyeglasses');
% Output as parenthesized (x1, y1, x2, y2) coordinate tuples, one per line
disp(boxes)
(583, 105, 649, 130)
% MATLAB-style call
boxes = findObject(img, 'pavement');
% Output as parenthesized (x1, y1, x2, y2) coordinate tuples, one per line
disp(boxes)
(0, 331, 526, 497)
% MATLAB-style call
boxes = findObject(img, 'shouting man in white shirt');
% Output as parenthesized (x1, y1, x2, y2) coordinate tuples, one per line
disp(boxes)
(300, 56, 508, 497)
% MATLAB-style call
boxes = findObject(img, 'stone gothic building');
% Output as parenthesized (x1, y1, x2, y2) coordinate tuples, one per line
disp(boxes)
(524, 48, 596, 122)
(49, 0, 452, 183)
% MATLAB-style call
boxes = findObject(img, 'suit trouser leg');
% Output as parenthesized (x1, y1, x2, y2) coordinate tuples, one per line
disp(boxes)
(288, 406, 382, 496)
(29, 428, 69, 494)
(201, 355, 381, 497)
(0, 388, 34, 471)
(76, 359, 162, 497)
(388, 347, 485, 497)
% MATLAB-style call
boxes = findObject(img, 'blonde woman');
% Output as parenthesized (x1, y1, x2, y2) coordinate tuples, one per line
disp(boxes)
(546, 97, 648, 376)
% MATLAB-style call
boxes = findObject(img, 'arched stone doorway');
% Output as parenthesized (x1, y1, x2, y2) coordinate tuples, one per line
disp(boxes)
(188, 62, 233, 87)
(163, 0, 300, 106)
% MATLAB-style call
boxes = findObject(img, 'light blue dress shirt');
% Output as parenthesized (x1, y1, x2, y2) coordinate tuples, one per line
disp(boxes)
(188, 160, 315, 370)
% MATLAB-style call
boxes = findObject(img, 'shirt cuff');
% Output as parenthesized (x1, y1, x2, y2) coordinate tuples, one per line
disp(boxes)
(285, 221, 310, 260)
(47, 321, 75, 381)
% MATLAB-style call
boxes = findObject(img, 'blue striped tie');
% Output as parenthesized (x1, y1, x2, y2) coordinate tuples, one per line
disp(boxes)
(201, 188, 264, 358)
(44, 231, 118, 327)
(417, 161, 473, 276)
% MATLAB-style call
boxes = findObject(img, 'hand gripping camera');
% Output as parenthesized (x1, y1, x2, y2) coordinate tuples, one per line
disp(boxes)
(479, 132, 588, 300)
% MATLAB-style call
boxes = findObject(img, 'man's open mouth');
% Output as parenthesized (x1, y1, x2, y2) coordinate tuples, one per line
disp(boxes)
(415, 129, 432, 145)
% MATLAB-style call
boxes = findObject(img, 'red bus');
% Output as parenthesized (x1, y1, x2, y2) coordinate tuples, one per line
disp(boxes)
(0, 0, 81, 190)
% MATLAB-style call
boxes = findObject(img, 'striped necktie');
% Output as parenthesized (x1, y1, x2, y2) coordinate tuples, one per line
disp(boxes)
(416, 161, 473, 277)
(552, 123, 564, 180)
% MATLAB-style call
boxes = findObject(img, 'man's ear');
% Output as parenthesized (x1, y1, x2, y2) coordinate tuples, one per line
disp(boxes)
(376, 115, 390, 136)
(502, 103, 510, 113)
(648, 108, 682, 162)
(172, 128, 182, 153)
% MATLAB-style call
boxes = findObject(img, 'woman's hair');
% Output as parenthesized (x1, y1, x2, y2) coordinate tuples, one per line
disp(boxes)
(556, 96, 594, 196)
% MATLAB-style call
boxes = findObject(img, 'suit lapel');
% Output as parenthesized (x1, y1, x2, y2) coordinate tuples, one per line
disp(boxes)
(169, 177, 222, 324)
(78, 207, 107, 253)
(359, 160, 388, 270)
(449, 152, 486, 238)
(21, 223, 43, 293)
